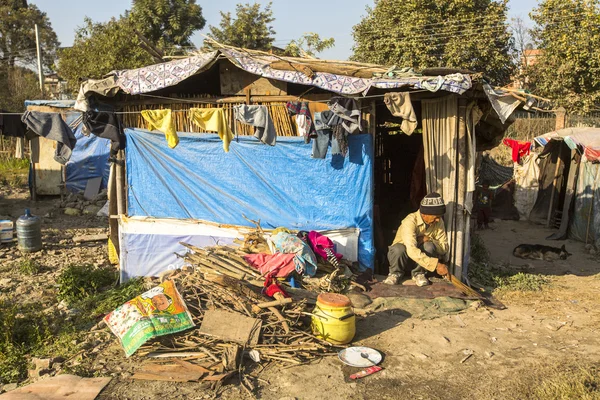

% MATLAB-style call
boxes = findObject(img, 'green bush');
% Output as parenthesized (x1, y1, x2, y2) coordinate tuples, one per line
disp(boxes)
(75, 277, 145, 317)
(57, 264, 117, 305)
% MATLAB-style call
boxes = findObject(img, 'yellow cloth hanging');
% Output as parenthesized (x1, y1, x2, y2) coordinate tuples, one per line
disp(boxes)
(189, 108, 234, 152)
(141, 109, 179, 149)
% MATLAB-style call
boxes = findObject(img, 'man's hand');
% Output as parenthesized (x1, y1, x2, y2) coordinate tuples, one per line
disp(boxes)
(436, 262, 449, 278)
(417, 235, 431, 245)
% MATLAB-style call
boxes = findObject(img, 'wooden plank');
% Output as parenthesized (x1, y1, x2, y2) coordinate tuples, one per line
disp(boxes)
(73, 233, 109, 243)
(0, 374, 111, 400)
(199, 310, 261, 345)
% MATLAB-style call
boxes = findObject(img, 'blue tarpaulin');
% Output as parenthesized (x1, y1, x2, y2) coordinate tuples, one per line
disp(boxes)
(65, 124, 111, 193)
(125, 128, 374, 269)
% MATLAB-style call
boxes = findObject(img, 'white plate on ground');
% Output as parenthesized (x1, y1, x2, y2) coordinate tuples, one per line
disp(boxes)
(338, 346, 382, 367)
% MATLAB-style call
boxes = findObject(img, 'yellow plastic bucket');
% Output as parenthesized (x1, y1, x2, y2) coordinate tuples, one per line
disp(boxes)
(311, 293, 355, 345)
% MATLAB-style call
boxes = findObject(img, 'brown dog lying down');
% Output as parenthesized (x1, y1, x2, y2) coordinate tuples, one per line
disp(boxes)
(513, 244, 572, 261)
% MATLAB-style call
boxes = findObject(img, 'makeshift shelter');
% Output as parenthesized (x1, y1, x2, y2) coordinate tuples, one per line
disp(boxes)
(528, 127, 600, 245)
(23, 100, 111, 196)
(72, 45, 532, 281)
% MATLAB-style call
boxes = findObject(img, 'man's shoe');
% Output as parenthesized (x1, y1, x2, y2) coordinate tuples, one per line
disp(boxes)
(413, 274, 430, 287)
(383, 273, 402, 285)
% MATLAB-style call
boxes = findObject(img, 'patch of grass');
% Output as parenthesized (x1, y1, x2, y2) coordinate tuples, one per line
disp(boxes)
(16, 257, 41, 275)
(0, 301, 57, 383)
(75, 277, 145, 317)
(0, 273, 144, 384)
(57, 264, 117, 305)
(0, 157, 29, 187)
(532, 365, 600, 399)
(0, 157, 29, 172)
(493, 272, 551, 292)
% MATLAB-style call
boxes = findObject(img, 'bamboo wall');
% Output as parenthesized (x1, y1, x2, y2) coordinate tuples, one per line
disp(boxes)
(120, 102, 298, 138)
(118, 96, 375, 139)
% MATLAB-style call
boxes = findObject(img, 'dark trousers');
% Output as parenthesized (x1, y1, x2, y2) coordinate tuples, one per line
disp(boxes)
(477, 207, 491, 227)
(387, 241, 438, 277)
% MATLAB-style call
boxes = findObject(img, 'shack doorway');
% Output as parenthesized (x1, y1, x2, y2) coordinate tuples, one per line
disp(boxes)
(373, 99, 425, 274)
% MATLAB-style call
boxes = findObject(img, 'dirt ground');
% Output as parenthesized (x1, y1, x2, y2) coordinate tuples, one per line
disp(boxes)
(1, 183, 600, 399)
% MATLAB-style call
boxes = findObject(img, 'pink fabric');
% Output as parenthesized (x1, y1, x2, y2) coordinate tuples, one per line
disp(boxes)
(585, 147, 600, 162)
(307, 231, 342, 261)
(243, 253, 296, 278)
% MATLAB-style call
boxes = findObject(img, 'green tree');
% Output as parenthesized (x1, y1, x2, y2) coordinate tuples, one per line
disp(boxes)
(57, 17, 153, 93)
(528, 0, 600, 111)
(129, 0, 206, 48)
(284, 33, 335, 58)
(207, 2, 275, 50)
(0, 66, 42, 111)
(0, 0, 59, 69)
(351, 0, 515, 84)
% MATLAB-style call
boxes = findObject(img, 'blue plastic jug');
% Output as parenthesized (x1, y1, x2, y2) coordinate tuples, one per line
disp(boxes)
(16, 209, 42, 253)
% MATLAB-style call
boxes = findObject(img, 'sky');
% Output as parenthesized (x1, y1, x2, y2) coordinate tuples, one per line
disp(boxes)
(29, 0, 540, 61)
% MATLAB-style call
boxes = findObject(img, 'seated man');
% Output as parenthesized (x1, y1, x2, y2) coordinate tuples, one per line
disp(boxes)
(384, 193, 450, 286)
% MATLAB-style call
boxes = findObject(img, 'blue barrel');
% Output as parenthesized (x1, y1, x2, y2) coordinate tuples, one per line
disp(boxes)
(16, 209, 42, 253)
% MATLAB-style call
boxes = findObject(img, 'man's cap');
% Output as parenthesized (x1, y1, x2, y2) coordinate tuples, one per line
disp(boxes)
(420, 192, 446, 216)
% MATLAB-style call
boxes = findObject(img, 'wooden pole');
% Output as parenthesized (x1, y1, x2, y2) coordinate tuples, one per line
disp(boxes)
(454, 99, 468, 281)
(116, 150, 125, 215)
(34, 24, 44, 97)
(29, 138, 37, 201)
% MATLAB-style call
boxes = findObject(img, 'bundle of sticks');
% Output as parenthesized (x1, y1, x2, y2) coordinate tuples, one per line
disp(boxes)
(179, 242, 261, 281)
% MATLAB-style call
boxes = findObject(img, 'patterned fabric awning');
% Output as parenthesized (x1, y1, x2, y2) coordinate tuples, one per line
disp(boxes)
(75, 48, 474, 111)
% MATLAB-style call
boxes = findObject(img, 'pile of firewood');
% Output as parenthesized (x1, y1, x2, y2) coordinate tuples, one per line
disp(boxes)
(134, 266, 336, 394)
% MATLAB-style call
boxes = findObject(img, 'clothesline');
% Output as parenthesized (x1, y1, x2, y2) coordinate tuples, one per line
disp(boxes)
(0, 89, 434, 117)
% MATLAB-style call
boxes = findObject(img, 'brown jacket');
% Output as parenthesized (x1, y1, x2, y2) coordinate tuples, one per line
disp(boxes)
(392, 211, 449, 271)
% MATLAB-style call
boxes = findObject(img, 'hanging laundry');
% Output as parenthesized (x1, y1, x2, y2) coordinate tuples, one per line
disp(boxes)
(189, 108, 234, 152)
(0, 111, 26, 138)
(312, 111, 332, 159)
(233, 105, 276, 146)
(319, 110, 347, 157)
(383, 92, 418, 135)
(286, 101, 316, 143)
(327, 97, 362, 134)
(503, 138, 532, 163)
(21, 111, 77, 165)
(141, 109, 179, 149)
(83, 111, 126, 157)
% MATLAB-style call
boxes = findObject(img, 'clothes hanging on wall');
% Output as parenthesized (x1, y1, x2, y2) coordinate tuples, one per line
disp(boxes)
(83, 111, 126, 157)
(21, 111, 77, 165)
(326, 98, 362, 157)
(503, 138, 532, 163)
(383, 92, 418, 135)
(286, 101, 316, 143)
(233, 105, 276, 146)
(312, 111, 332, 159)
(327, 97, 362, 134)
(141, 109, 179, 149)
(189, 108, 234, 152)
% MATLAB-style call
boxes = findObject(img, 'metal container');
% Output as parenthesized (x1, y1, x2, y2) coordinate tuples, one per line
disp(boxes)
(0, 220, 13, 244)
(16, 209, 42, 253)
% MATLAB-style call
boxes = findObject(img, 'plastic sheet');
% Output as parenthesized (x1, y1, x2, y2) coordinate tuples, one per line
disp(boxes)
(125, 129, 374, 270)
(569, 162, 600, 246)
(65, 124, 111, 193)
